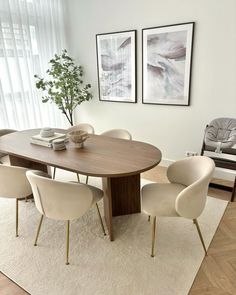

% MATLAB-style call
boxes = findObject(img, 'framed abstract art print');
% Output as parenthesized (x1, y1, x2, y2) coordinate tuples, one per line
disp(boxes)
(142, 22, 194, 106)
(96, 30, 137, 103)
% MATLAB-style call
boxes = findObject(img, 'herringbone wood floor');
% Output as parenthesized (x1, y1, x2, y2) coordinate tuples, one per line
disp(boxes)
(0, 166, 235, 295)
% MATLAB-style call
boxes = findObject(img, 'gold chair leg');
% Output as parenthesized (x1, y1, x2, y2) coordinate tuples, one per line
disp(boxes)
(34, 215, 44, 246)
(66, 220, 70, 265)
(96, 203, 106, 236)
(151, 216, 157, 257)
(53, 167, 56, 179)
(76, 173, 80, 182)
(16, 199, 19, 237)
(148, 215, 151, 222)
(193, 219, 208, 256)
(85, 176, 89, 184)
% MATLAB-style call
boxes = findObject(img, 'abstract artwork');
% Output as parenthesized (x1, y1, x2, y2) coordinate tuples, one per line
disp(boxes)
(96, 30, 137, 103)
(142, 22, 194, 105)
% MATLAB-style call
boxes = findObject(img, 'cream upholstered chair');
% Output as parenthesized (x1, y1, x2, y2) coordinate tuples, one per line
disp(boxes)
(101, 129, 132, 140)
(141, 156, 215, 257)
(26, 170, 106, 265)
(52, 123, 95, 183)
(0, 164, 32, 236)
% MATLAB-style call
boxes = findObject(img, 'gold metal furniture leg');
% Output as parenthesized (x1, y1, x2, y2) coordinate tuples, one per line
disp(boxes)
(53, 167, 56, 179)
(193, 218, 208, 256)
(96, 203, 106, 236)
(76, 173, 80, 182)
(151, 216, 157, 257)
(148, 215, 151, 222)
(66, 220, 70, 265)
(16, 199, 19, 237)
(85, 176, 89, 184)
(34, 215, 44, 246)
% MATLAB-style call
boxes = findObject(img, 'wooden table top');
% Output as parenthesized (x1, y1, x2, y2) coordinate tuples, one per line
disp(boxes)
(0, 129, 162, 177)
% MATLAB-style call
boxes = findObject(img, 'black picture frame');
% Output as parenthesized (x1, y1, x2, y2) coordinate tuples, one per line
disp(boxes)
(96, 30, 137, 103)
(142, 22, 194, 106)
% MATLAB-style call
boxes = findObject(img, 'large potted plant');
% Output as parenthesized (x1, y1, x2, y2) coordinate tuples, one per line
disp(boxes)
(35, 49, 92, 126)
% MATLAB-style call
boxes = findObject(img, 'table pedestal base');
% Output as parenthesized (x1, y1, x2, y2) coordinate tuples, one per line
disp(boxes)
(102, 174, 141, 241)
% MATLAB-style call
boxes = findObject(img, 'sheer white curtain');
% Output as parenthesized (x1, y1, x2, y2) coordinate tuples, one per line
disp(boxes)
(0, 0, 67, 130)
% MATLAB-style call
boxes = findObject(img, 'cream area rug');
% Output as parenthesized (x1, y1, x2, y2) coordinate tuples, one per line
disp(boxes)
(0, 170, 228, 295)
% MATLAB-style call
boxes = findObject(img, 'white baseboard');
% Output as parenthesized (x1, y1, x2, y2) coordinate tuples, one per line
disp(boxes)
(160, 158, 235, 181)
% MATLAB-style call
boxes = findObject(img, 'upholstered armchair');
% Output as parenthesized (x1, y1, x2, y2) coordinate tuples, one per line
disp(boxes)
(142, 156, 215, 257)
(26, 170, 106, 265)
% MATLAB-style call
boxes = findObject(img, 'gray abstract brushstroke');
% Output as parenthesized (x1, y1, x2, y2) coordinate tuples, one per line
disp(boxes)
(146, 30, 187, 100)
(99, 35, 132, 99)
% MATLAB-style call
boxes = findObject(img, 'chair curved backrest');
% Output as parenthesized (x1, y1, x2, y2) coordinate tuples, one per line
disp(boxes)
(26, 170, 94, 221)
(101, 129, 132, 140)
(0, 164, 32, 198)
(167, 156, 215, 219)
(204, 117, 236, 149)
(67, 123, 95, 134)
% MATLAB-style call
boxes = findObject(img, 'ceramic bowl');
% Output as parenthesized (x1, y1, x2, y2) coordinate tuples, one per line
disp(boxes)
(68, 130, 89, 148)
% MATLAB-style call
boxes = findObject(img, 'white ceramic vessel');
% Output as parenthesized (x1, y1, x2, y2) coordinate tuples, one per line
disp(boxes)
(68, 130, 89, 148)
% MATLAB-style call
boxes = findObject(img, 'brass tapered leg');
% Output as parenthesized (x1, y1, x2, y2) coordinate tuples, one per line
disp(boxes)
(53, 167, 56, 179)
(193, 219, 208, 256)
(16, 199, 19, 237)
(76, 173, 80, 182)
(96, 203, 106, 236)
(148, 215, 151, 222)
(34, 215, 44, 246)
(151, 216, 157, 257)
(66, 220, 70, 265)
(85, 176, 89, 184)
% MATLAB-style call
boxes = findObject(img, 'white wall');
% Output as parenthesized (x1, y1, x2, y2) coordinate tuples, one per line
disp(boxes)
(64, 0, 236, 162)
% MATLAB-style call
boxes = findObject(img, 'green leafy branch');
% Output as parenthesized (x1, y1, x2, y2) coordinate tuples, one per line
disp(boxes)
(35, 49, 92, 126)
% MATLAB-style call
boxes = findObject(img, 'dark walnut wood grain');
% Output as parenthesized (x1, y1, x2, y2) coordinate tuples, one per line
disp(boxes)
(0, 129, 162, 240)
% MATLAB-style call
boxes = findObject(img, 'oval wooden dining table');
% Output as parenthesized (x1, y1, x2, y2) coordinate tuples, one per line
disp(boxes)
(0, 129, 162, 240)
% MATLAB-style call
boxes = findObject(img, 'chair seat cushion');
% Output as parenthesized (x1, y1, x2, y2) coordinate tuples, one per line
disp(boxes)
(141, 183, 186, 217)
